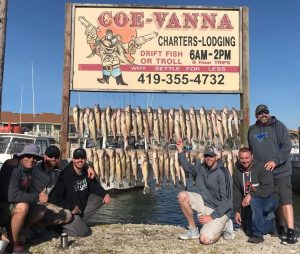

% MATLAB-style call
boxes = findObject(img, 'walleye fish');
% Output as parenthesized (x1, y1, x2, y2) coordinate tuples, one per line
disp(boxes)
(125, 150, 132, 186)
(143, 113, 150, 144)
(200, 107, 208, 141)
(105, 153, 110, 187)
(131, 150, 138, 185)
(93, 151, 100, 179)
(158, 107, 164, 137)
(152, 149, 160, 189)
(141, 151, 150, 194)
(94, 104, 101, 136)
(153, 111, 160, 143)
(174, 150, 182, 184)
(79, 110, 84, 138)
(115, 152, 123, 188)
(106, 106, 112, 135)
(72, 105, 80, 133)
(119, 148, 126, 179)
(125, 105, 132, 134)
(147, 106, 153, 135)
(225, 150, 234, 176)
(232, 107, 240, 135)
(170, 155, 176, 187)
(186, 114, 192, 144)
(174, 112, 182, 140)
(189, 106, 198, 142)
(83, 107, 90, 136)
(222, 106, 229, 143)
(207, 114, 213, 145)
(179, 106, 186, 138)
(116, 108, 121, 136)
(110, 111, 117, 140)
(109, 149, 116, 183)
(168, 108, 175, 141)
(101, 111, 108, 142)
(99, 149, 106, 183)
(196, 113, 202, 142)
(158, 152, 164, 184)
(216, 113, 225, 146)
(121, 111, 128, 148)
(132, 112, 138, 142)
(164, 112, 170, 142)
(180, 166, 187, 188)
(228, 111, 234, 139)
(164, 150, 170, 184)
(136, 106, 143, 136)
(211, 108, 218, 138)
(89, 110, 97, 142)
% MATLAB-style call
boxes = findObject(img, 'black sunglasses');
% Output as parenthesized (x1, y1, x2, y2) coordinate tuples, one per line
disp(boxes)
(204, 154, 215, 158)
(73, 156, 86, 160)
(257, 109, 269, 115)
(23, 154, 39, 160)
(47, 155, 60, 159)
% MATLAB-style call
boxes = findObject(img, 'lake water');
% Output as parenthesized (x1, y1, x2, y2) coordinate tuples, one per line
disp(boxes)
(89, 178, 300, 231)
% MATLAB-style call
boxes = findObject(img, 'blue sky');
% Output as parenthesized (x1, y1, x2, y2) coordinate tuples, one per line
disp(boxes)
(2, 0, 300, 129)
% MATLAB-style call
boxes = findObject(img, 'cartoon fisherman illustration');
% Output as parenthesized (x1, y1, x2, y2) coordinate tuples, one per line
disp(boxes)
(78, 16, 158, 86)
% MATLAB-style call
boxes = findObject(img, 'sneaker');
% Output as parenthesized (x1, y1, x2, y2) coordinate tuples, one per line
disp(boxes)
(12, 241, 25, 253)
(281, 228, 298, 245)
(247, 236, 264, 244)
(279, 226, 288, 240)
(223, 219, 235, 240)
(178, 227, 199, 240)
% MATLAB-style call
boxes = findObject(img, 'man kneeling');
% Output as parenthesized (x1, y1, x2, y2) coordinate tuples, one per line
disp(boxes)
(233, 147, 279, 243)
(57, 148, 111, 237)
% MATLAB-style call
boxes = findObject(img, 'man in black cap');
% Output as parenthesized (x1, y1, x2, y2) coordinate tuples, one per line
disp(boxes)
(176, 140, 232, 245)
(248, 104, 297, 245)
(58, 148, 111, 237)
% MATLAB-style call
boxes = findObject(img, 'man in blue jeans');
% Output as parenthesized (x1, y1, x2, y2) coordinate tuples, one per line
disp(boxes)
(233, 147, 279, 243)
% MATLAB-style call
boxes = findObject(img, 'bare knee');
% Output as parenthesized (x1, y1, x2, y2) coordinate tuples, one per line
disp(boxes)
(13, 203, 29, 218)
(178, 191, 189, 204)
(199, 234, 212, 245)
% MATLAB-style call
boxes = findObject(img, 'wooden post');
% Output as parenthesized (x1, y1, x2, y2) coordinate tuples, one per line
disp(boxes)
(60, 2, 72, 159)
(240, 7, 250, 147)
(0, 0, 8, 122)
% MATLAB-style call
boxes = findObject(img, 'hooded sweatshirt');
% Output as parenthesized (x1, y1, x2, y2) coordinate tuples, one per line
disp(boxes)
(232, 160, 275, 213)
(178, 152, 232, 219)
(248, 116, 292, 179)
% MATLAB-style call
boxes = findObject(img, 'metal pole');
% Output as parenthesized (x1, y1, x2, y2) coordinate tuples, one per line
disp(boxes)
(0, 0, 8, 122)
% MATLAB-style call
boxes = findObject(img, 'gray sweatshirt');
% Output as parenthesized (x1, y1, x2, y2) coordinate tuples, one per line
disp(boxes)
(178, 152, 232, 219)
(248, 116, 292, 179)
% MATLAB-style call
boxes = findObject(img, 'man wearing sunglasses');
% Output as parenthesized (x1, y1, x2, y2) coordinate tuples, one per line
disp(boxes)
(176, 139, 232, 245)
(57, 148, 111, 237)
(7, 144, 46, 253)
(248, 104, 297, 245)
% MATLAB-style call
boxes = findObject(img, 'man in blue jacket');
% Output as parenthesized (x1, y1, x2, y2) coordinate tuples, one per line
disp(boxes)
(248, 104, 297, 245)
(176, 139, 232, 245)
(58, 148, 111, 237)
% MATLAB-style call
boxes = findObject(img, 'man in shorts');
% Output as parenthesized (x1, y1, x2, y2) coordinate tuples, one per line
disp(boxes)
(176, 139, 232, 245)
(248, 104, 297, 245)
(7, 144, 48, 253)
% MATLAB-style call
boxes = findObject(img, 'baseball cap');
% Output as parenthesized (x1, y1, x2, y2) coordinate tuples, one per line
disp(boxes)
(203, 146, 217, 157)
(45, 145, 60, 159)
(73, 148, 87, 159)
(255, 104, 269, 115)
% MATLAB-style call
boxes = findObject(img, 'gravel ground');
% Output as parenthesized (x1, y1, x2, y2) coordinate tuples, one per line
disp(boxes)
(29, 224, 299, 254)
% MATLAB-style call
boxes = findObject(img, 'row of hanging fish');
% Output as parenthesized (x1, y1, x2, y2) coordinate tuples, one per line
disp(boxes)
(72, 104, 241, 149)
(86, 147, 237, 193)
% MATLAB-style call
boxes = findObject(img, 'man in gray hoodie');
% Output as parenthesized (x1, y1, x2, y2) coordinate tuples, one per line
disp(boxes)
(248, 104, 297, 245)
(176, 139, 232, 245)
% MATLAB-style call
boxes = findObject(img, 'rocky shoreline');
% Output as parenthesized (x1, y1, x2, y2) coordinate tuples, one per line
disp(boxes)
(29, 224, 299, 254)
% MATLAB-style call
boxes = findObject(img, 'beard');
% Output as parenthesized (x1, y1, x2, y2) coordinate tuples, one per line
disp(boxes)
(260, 116, 269, 124)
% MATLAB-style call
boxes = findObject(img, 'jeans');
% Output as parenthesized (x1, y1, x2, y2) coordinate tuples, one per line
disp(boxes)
(247, 196, 279, 237)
